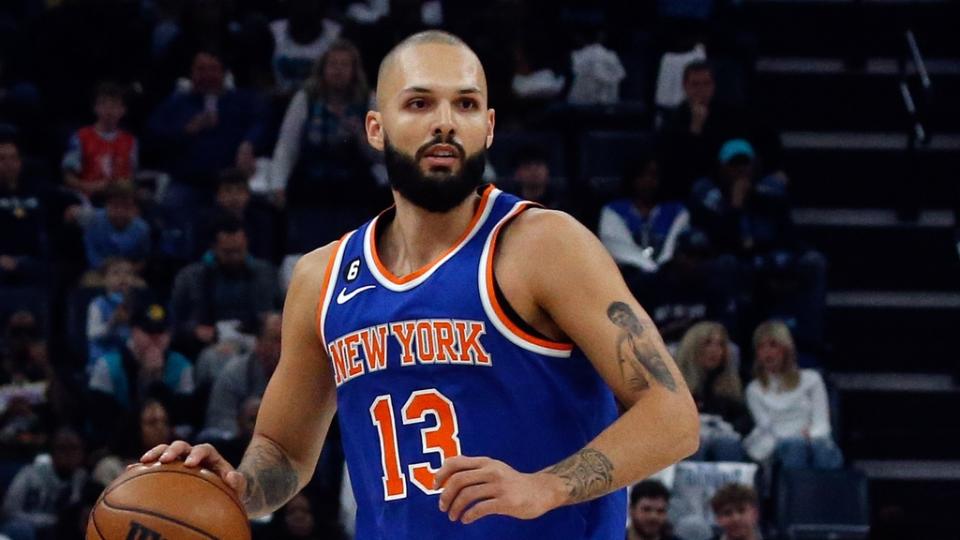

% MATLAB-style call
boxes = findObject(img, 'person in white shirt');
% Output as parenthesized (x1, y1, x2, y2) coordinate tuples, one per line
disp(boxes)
(744, 320, 842, 469)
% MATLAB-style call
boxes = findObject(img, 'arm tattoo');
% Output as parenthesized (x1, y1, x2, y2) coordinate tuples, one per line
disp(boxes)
(238, 438, 299, 516)
(545, 448, 615, 504)
(607, 301, 677, 392)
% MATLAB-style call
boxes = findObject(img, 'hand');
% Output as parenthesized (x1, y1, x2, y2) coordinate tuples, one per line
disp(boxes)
(140, 440, 246, 498)
(185, 112, 217, 135)
(270, 189, 286, 209)
(690, 102, 709, 134)
(195, 325, 216, 343)
(0, 255, 17, 272)
(435, 456, 561, 525)
(236, 141, 256, 177)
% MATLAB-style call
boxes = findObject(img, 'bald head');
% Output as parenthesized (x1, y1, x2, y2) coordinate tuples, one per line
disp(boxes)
(376, 30, 487, 105)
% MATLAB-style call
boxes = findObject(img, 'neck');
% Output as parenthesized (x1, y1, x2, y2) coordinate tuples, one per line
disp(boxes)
(95, 121, 117, 133)
(632, 197, 653, 215)
(380, 190, 482, 276)
(628, 528, 661, 540)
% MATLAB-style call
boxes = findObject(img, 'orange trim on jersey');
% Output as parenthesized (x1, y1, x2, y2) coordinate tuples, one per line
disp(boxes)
(315, 234, 350, 346)
(485, 204, 574, 352)
(370, 184, 495, 285)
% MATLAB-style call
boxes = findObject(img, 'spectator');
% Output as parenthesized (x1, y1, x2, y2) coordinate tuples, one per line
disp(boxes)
(82, 182, 151, 275)
(676, 322, 751, 462)
(147, 48, 267, 206)
(196, 168, 278, 262)
(271, 0, 343, 95)
(53, 480, 102, 540)
(0, 132, 46, 286)
(61, 82, 138, 203)
(744, 320, 842, 470)
(266, 492, 346, 540)
(88, 398, 174, 492)
(498, 145, 564, 209)
(1, 426, 89, 540)
(270, 38, 382, 241)
(599, 157, 689, 277)
(87, 303, 195, 445)
(86, 257, 140, 369)
(659, 62, 782, 197)
(210, 395, 259, 468)
(170, 216, 280, 358)
(0, 313, 60, 459)
(627, 480, 683, 540)
(709, 483, 761, 540)
(688, 139, 826, 349)
(202, 312, 280, 438)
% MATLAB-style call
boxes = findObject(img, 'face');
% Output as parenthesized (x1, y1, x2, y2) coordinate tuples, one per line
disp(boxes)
(756, 336, 786, 374)
(609, 305, 641, 334)
(95, 96, 126, 128)
(631, 497, 668, 537)
(368, 43, 495, 212)
(106, 197, 138, 229)
(715, 503, 759, 540)
(191, 52, 226, 95)
(284, 494, 315, 537)
(104, 260, 134, 294)
(631, 161, 659, 201)
(721, 159, 755, 184)
(130, 327, 171, 359)
(214, 230, 248, 269)
(238, 396, 260, 437)
(51, 431, 84, 475)
(324, 49, 355, 93)
(514, 160, 549, 195)
(0, 143, 22, 185)
(216, 184, 250, 214)
(140, 401, 171, 450)
(684, 69, 715, 106)
(255, 314, 282, 374)
(698, 331, 726, 371)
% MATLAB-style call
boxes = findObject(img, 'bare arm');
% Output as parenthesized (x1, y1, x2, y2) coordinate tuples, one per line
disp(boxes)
(437, 210, 698, 523)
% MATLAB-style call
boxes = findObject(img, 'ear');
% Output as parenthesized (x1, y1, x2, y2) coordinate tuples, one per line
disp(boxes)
(366, 110, 384, 151)
(485, 108, 496, 149)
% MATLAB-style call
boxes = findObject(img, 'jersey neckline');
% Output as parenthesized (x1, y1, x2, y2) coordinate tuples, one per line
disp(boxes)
(364, 184, 498, 292)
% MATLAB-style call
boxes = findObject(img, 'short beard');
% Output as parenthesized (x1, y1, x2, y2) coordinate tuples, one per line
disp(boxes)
(383, 134, 487, 213)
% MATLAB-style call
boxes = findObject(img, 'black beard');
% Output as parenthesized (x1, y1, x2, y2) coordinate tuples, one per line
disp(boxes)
(384, 134, 487, 213)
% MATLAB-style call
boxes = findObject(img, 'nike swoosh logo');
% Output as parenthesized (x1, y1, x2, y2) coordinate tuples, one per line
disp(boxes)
(336, 285, 376, 305)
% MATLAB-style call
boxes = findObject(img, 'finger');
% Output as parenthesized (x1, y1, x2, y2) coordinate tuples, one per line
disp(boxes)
(447, 484, 499, 522)
(159, 440, 192, 463)
(438, 469, 491, 511)
(140, 444, 169, 463)
(434, 456, 487, 489)
(225, 470, 246, 497)
(461, 499, 503, 525)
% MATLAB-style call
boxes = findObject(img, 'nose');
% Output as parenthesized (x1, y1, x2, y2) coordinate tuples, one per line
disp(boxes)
(431, 101, 455, 139)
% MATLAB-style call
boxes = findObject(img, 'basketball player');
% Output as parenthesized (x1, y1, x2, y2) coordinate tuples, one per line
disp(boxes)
(141, 31, 699, 538)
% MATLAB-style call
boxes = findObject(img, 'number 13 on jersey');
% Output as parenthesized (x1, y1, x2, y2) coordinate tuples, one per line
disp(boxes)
(369, 389, 462, 500)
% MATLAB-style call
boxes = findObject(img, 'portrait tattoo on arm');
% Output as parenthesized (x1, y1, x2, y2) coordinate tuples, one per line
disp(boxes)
(606, 301, 677, 393)
(545, 448, 614, 504)
(238, 438, 299, 516)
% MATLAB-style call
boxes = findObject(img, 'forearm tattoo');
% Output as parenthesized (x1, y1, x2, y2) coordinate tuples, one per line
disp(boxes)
(545, 448, 615, 504)
(607, 301, 677, 393)
(238, 438, 299, 516)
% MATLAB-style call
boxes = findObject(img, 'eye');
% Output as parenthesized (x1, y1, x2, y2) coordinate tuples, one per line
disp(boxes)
(459, 98, 477, 110)
(407, 98, 427, 110)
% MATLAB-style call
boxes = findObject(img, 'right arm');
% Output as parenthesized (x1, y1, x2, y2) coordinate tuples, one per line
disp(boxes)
(141, 243, 340, 518)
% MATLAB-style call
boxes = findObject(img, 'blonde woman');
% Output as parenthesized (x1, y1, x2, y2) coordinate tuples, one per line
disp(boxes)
(744, 320, 842, 469)
(676, 322, 751, 461)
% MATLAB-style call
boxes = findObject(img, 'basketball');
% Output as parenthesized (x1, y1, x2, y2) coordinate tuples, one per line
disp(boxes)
(86, 460, 250, 540)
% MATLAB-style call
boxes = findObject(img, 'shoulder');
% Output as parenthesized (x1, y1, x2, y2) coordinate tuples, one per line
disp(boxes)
(500, 208, 593, 252)
(166, 351, 192, 370)
(745, 379, 763, 396)
(288, 241, 341, 298)
(800, 369, 824, 386)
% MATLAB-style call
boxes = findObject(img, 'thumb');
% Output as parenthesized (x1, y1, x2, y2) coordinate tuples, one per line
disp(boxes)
(225, 470, 246, 496)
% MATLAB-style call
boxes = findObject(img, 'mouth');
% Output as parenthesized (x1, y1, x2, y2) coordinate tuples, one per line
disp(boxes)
(421, 144, 461, 169)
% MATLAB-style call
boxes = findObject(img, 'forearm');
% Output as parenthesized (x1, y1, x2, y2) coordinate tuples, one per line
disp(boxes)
(236, 434, 309, 518)
(537, 392, 698, 507)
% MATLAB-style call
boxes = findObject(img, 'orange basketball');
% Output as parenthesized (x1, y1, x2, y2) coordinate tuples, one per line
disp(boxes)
(86, 460, 251, 540)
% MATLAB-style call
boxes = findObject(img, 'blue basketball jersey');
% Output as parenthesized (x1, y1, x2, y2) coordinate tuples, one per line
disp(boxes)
(317, 185, 626, 539)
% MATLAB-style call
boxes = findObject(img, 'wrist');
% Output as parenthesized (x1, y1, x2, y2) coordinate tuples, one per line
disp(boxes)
(533, 470, 570, 512)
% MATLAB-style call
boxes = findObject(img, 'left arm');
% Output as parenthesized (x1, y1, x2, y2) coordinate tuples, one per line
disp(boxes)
(437, 210, 699, 524)
(807, 372, 832, 439)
